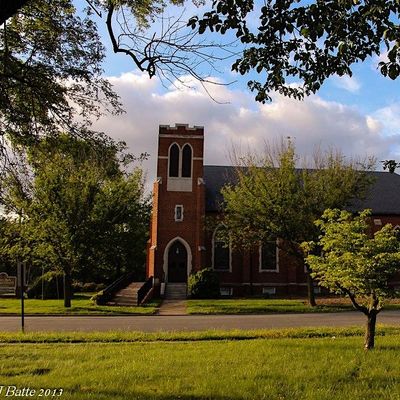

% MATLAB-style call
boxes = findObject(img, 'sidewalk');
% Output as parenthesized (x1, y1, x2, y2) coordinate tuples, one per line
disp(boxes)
(157, 300, 187, 316)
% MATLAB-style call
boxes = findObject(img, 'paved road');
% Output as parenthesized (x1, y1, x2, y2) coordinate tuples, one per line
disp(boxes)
(1, 311, 399, 332)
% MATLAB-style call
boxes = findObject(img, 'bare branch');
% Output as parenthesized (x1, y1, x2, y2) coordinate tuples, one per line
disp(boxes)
(105, 4, 239, 100)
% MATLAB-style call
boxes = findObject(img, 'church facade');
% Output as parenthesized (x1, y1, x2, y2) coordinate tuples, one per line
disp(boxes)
(146, 124, 400, 297)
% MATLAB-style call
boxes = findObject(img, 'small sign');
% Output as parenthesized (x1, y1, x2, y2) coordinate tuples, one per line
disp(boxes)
(0, 272, 17, 296)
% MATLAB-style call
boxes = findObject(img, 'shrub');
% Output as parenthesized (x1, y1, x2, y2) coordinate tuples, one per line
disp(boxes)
(27, 271, 64, 299)
(82, 282, 98, 292)
(72, 281, 84, 292)
(188, 268, 220, 299)
(95, 283, 106, 291)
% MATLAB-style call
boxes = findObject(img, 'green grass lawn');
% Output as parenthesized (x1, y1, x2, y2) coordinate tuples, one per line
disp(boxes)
(0, 294, 160, 315)
(187, 298, 400, 314)
(186, 298, 358, 314)
(1, 327, 400, 400)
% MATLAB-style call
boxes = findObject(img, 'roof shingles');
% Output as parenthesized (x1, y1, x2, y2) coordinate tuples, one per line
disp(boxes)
(203, 166, 400, 215)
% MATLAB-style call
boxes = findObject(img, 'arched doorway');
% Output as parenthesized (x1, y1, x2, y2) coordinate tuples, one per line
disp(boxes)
(167, 240, 188, 282)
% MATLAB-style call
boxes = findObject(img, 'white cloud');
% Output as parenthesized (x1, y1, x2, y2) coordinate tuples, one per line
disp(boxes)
(92, 71, 399, 188)
(332, 75, 361, 93)
(371, 103, 400, 137)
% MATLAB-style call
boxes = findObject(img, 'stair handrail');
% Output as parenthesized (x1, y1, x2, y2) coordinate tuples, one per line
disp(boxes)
(94, 271, 136, 305)
(137, 276, 153, 305)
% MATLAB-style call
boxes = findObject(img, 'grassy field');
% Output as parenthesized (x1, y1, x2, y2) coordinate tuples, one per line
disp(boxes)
(187, 298, 400, 314)
(1, 327, 400, 400)
(0, 294, 160, 315)
(186, 298, 353, 314)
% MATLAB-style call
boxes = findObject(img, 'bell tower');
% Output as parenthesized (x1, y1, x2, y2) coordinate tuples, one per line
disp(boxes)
(147, 124, 206, 296)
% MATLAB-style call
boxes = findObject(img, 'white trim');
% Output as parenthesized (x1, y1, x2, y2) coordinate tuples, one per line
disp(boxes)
(220, 287, 233, 296)
(174, 205, 184, 222)
(158, 156, 168, 159)
(160, 123, 204, 130)
(162, 237, 192, 283)
(262, 287, 276, 295)
(258, 240, 279, 272)
(167, 142, 194, 180)
(212, 226, 232, 272)
(197, 177, 205, 185)
(193, 157, 203, 161)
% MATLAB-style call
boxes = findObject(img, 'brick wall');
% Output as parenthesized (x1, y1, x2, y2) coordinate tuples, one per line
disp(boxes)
(147, 124, 205, 294)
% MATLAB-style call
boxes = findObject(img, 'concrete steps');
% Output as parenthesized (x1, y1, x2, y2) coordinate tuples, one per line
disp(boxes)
(107, 282, 144, 306)
(164, 283, 187, 300)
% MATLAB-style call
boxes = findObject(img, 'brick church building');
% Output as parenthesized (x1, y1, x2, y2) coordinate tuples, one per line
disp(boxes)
(146, 124, 400, 297)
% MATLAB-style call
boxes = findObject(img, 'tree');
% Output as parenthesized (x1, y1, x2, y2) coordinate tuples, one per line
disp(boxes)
(89, 170, 151, 282)
(381, 160, 400, 174)
(303, 209, 400, 350)
(220, 140, 374, 306)
(0, 0, 234, 161)
(190, 0, 400, 102)
(0, 0, 122, 161)
(0, 135, 149, 307)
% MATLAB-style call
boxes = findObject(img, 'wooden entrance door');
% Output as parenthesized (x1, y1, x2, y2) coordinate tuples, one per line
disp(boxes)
(168, 241, 187, 282)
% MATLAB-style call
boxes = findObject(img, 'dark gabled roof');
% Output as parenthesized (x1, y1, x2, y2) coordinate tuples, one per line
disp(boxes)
(203, 165, 400, 215)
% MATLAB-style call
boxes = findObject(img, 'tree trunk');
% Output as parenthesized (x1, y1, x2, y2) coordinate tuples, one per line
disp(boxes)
(306, 266, 317, 307)
(63, 271, 72, 308)
(364, 311, 377, 350)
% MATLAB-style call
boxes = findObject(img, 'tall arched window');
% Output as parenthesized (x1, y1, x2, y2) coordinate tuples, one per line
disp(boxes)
(182, 144, 192, 177)
(213, 227, 230, 271)
(169, 144, 179, 177)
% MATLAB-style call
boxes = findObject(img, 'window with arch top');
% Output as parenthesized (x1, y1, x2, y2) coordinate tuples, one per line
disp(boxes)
(169, 144, 179, 177)
(182, 144, 192, 177)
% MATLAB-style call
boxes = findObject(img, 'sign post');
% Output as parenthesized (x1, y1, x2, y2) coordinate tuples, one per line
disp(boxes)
(17, 262, 25, 333)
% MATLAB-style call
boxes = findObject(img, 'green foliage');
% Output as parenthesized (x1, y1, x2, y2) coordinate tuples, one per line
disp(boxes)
(381, 159, 400, 173)
(221, 141, 373, 253)
(0, 0, 122, 149)
(220, 141, 373, 307)
(0, 135, 150, 305)
(190, 0, 400, 102)
(188, 268, 220, 298)
(304, 209, 400, 313)
(26, 271, 64, 300)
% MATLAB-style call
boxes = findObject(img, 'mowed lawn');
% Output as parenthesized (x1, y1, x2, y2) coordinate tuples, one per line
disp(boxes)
(1, 331, 400, 400)
(187, 298, 400, 314)
(0, 294, 160, 315)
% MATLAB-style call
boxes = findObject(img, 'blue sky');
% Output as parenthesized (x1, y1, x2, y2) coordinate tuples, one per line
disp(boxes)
(76, 1, 400, 181)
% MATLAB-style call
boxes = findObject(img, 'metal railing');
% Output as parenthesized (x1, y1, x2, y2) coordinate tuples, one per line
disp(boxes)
(95, 271, 136, 305)
(137, 276, 153, 305)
